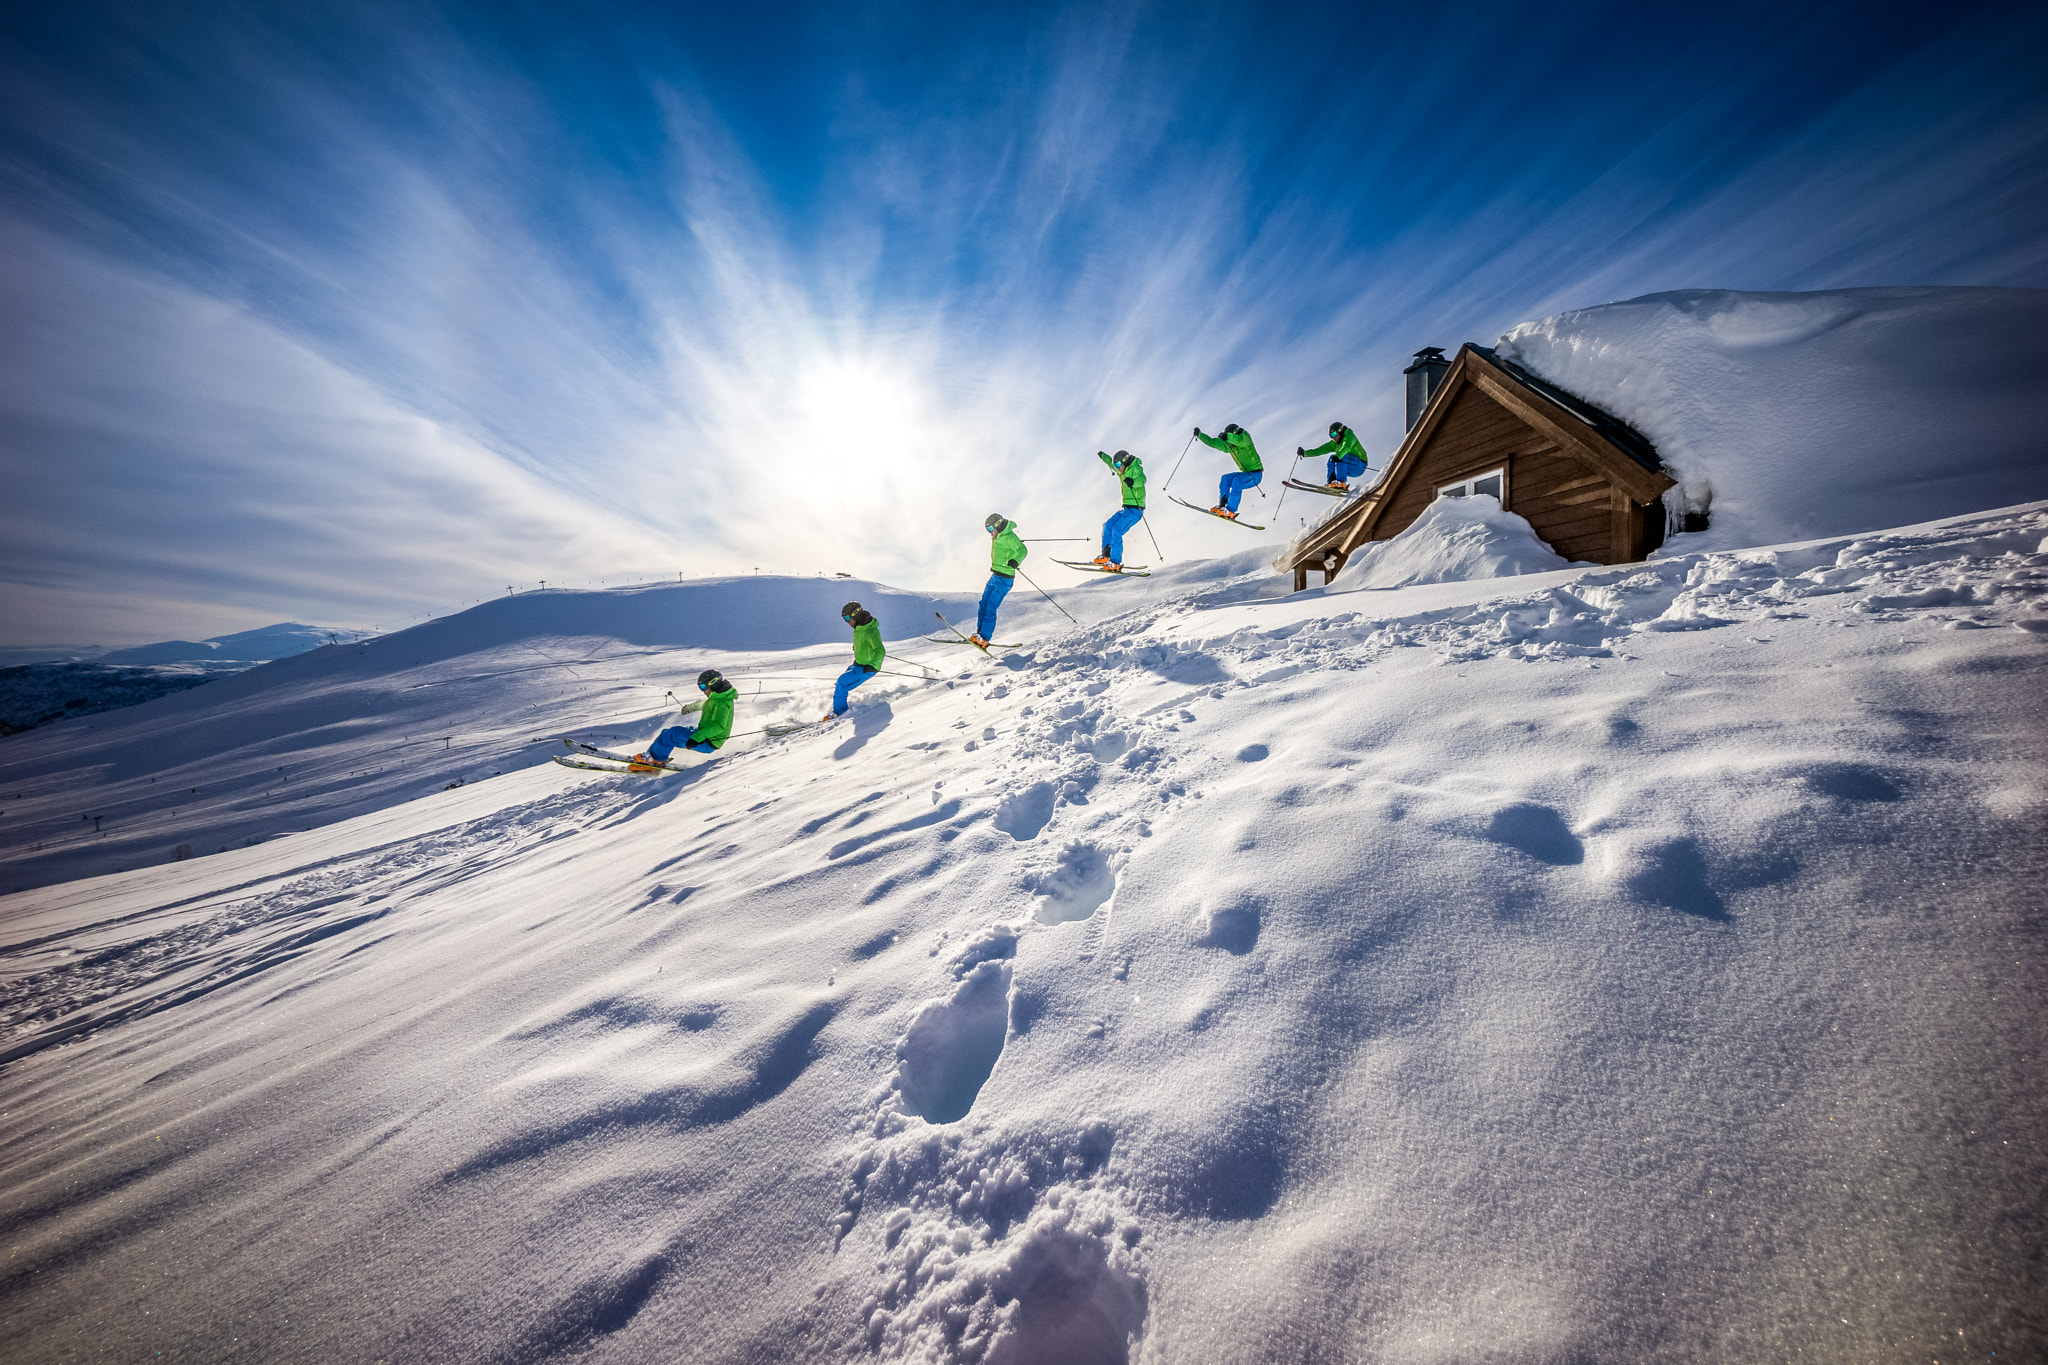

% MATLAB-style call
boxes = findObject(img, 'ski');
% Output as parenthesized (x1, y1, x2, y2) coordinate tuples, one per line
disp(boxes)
(553, 754, 670, 775)
(560, 738, 689, 771)
(1282, 478, 1359, 498)
(932, 612, 1020, 654)
(1169, 495, 1265, 530)
(1052, 559, 1152, 576)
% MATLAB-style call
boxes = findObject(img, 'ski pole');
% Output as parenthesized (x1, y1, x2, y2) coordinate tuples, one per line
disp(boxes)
(1161, 430, 1197, 494)
(1142, 513, 1165, 562)
(1015, 567, 1077, 624)
(1023, 538, 1089, 543)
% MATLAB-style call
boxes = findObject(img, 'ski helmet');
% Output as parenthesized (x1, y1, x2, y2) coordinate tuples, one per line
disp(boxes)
(1329, 420, 1345, 437)
(696, 668, 722, 688)
(841, 601, 862, 620)
(1224, 423, 1242, 435)
(1112, 450, 1132, 467)
(984, 513, 1008, 534)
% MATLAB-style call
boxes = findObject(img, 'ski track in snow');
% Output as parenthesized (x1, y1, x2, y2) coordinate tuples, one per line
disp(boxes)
(0, 503, 2044, 1362)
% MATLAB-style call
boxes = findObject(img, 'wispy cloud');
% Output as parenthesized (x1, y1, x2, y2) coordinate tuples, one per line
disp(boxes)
(0, 0, 2042, 643)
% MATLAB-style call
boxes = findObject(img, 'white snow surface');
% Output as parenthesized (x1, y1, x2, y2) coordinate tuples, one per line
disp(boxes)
(1497, 286, 2048, 554)
(2, 503, 2047, 1362)
(1334, 493, 1581, 589)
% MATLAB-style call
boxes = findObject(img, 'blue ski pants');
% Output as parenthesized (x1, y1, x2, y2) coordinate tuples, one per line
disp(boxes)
(1218, 469, 1262, 512)
(1101, 506, 1144, 564)
(832, 664, 877, 715)
(976, 573, 1014, 639)
(1326, 453, 1367, 483)
(648, 724, 715, 761)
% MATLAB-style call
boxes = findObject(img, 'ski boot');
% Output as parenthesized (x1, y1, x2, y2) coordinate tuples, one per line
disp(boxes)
(1104, 562, 1123, 574)
(1211, 505, 1238, 520)
(1328, 480, 1350, 492)
(969, 634, 990, 649)
(627, 753, 665, 773)
(1091, 553, 1113, 567)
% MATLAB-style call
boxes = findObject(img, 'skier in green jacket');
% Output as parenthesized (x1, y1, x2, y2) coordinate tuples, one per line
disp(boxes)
(1092, 450, 1146, 572)
(1194, 424, 1263, 518)
(973, 513, 1027, 647)
(632, 669, 736, 768)
(828, 602, 887, 717)
(1298, 421, 1371, 491)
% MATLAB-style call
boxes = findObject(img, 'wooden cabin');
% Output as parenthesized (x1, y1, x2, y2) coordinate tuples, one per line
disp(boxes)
(1281, 344, 1676, 590)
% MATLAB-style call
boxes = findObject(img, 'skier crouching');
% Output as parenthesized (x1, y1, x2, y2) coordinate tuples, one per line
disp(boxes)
(1299, 420, 1370, 491)
(1194, 424, 1263, 518)
(631, 669, 735, 770)
(1093, 450, 1146, 572)
(826, 601, 886, 719)
(973, 513, 1028, 648)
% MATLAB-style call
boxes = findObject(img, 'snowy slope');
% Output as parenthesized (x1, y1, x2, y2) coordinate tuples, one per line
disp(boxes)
(2, 501, 2044, 1362)
(1497, 286, 2048, 553)
(0, 575, 1024, 893)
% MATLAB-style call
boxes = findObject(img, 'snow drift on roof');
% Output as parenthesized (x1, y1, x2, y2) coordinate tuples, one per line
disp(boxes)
(1496, 286, 2048, 554)
(1336, 493, 1580, 589)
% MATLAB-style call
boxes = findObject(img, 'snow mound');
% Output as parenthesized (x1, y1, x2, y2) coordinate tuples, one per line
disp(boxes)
(1497, 286, 2048, 553)
(1336, 493, 1579, 588)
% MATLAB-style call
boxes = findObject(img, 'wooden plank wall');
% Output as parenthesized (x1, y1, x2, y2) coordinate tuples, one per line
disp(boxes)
(1521, 455, 1616, 563)
(1371, 385, 1620, 563)
(1370, 385, 1532, 539)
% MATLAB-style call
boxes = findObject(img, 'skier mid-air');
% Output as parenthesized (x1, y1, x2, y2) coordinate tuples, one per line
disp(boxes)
(1193, 424, 1263, 519)
(972, 513, 1028, 648)
(1092, 450, 1146, 572)
(826, 602, 886, 719)
(1299, 420, 1371, 491)
(630, 669, 736, 770)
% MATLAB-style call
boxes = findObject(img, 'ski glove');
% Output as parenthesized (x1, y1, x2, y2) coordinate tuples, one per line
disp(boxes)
(1006, 558, 1019, 568)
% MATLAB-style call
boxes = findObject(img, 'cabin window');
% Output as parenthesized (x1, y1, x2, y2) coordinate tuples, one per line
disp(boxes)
(1438, 466, 1506, 503)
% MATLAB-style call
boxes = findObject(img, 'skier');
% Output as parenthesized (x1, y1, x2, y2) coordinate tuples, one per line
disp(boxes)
(631, 669, 736, 770)
(1093, 450, 1146, 571)
(827, 602, 886, 719)
(1298, 421, 1370, 491)
(973, 513, 1028, 648)
(1194, 423, 1263, 518)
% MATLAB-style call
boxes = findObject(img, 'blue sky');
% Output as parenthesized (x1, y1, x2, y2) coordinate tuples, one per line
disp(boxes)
(1, 0, 2043, 645)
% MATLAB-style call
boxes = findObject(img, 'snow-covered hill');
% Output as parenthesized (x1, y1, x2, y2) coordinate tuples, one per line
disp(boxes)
(2, 498, 2044, 1362)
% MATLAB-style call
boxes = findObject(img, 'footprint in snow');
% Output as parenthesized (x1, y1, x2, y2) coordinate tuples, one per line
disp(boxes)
(993, 781, 1056, 841)
(894, 963, 1011, 1124)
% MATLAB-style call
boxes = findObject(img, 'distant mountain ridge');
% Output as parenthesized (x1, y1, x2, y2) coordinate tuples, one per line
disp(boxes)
(0, 623, 355, 737)
(97, 623, 348, 665)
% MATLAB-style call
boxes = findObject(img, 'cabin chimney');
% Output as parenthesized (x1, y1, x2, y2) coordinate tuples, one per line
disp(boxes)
(1403, 347, 1450, 430)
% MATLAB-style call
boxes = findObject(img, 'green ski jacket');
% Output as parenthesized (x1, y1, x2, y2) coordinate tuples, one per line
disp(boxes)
(1197, 427, 1263, 473)
(990, 525, 1028, 578)
(694, 680, 737, 749)
(1098, 451, 1146, 508)
(849, 611, 886, 669)
(1301, 426, 1367, 463)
